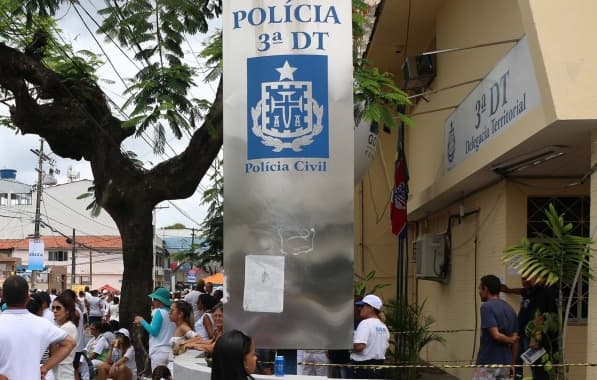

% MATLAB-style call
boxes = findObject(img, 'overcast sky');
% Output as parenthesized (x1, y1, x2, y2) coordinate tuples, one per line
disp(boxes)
(0, 5, 221, 229)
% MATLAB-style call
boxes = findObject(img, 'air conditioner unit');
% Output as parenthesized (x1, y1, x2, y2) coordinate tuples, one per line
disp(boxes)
(413, 234, 448, 282)
(402, 54, 436, 90)
(154, 267, 164, 276)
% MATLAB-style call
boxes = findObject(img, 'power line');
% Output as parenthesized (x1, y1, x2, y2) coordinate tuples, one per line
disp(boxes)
(42, 191, 117, 230)
(2, 7, 210, 224)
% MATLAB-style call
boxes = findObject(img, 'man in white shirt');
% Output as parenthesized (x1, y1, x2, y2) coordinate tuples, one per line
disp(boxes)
(0, 276, 76, 380)
(350, 294, 389, 379)
(87, 290, 104, 324)
(184, 280, 205, 323)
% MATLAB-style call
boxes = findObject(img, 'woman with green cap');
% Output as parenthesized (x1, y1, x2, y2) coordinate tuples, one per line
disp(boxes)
(134, 288, 176, 372)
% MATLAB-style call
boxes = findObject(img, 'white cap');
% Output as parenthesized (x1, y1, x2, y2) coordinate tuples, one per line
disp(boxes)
(356, 294, 383, 310)
(116, 328, 130, 338)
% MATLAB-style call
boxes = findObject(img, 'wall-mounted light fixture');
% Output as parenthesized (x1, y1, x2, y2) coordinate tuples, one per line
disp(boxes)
(491, 145, 569, 175)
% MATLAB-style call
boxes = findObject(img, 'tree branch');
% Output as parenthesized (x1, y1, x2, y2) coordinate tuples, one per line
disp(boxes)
(144, 78, 223, 202)
(0, 42, 134, 162)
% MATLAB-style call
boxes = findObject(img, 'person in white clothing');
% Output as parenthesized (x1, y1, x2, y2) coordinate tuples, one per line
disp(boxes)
(349, 294, 389, 379)
(184, 280, 205, 323)
(0, 276, 76, 380)
(52, 294, 80, 380)
(96, 328, 136, 380)
(194, 293, 217, 340)
(134, 287, 176, 371)
(108, 296, 120, 322)
(87, 290, 104, 324)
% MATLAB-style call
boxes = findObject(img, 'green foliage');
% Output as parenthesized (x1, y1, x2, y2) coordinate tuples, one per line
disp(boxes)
(76, 184, 102, 218)
(352, 0, 411, 129)
(384, 299, 445, 379)
(97, 0, 222, 153)
(164, 223, 186, 230)
(198, 30, 222, 84)
(525, 311, 560, 379)
(503, 203, 593, 379)
(196, 158, 223, 273)
(354, 270, 390, 297)
(503, 203, 593, 287)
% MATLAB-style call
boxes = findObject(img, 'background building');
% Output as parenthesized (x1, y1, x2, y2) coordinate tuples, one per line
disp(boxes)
(359, 0, 597, 378)
(0, 175, 170, 291)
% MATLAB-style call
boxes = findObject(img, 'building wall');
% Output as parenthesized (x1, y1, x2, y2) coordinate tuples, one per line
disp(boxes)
(415, 178, 589, 378)
(415, 181, 507, 379)
(354, 126, 400, 300)
(519, 0, 597, 121)
(360, 0, 597, 376)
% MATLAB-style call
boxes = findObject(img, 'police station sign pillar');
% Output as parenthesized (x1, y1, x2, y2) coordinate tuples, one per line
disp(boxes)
(223, 1, 354, 349)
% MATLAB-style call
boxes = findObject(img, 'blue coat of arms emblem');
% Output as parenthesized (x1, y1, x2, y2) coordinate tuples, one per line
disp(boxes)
(247, 55, 329, 159)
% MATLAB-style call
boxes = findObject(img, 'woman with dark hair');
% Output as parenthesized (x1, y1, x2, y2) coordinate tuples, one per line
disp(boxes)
(168, 301, 197, 357)
(51, 294, 79, 380)
(61, 289, 87, 380)
(195, 293, 217, 340)
(184, 303, 224, 354)
(96, 328, 136, 380)
(211, 330, 257, 380)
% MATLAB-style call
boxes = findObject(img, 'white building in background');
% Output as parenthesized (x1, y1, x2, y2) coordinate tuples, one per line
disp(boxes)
(0, 173, 168, 290)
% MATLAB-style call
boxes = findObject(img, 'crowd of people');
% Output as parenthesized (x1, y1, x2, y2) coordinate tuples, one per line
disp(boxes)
(0, 277, 224, 380)
(2, 272, 552, 380)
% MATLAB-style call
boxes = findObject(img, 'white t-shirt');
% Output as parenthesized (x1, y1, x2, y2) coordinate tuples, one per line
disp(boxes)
(184, 290, 202, 323)
(78, 296, 88, 315)
(194, 312, 213, 340)
(122, 346, 137, 376)
(89, 335, 110, 357)
(53, 321, 78, 379)
(87, 295, 103, 317)
(350, 317, 389, 361)
(109, 304, 119, 321)
(0, 309, 68, 379)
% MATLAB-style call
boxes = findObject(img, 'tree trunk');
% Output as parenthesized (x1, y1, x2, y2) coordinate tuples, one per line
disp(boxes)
(112, 205, 154, 376)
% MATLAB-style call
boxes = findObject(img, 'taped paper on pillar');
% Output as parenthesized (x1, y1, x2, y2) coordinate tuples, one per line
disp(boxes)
(243, 255, 285, 313)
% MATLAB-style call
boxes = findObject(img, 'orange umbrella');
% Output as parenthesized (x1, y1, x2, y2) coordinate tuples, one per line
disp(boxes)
(202, 272, 224, 285)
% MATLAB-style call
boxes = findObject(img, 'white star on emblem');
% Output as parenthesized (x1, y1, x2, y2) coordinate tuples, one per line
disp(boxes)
(276, 60, 297, 81)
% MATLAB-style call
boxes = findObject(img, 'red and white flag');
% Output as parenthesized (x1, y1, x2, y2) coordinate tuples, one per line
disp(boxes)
(391, 153, 408, 237)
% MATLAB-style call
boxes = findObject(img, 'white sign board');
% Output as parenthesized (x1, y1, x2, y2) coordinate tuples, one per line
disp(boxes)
(28, 239, 44, 271)
(445, 36, 541, 172)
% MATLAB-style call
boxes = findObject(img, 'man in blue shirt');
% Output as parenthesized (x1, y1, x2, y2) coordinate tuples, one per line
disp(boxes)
(474, 275, 519, 380)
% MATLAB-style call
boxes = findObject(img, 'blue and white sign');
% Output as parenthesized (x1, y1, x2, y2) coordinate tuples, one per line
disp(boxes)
(248, 55, 328, 159)
(444, 36, 541, 172)
(224, 0, 354, 349)
(28, 239, 44, 271)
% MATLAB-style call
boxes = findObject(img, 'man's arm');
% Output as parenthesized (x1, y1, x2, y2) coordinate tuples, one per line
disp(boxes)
(41, 335, 76, 378)
(510, 332, 519, 363)
(487, 327, 519, 345)
(500, 284, 523, 295)
(352, 343, 366, 353)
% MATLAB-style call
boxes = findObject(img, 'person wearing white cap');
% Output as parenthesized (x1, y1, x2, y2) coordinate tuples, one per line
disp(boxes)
(349, 294, 389, 379)
(95, 328, 136, 380)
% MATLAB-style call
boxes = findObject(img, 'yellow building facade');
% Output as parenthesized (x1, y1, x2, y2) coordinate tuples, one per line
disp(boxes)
(358, 0, 597, 378)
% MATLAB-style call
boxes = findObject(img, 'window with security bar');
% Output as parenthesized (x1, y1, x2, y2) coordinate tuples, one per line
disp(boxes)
(527, 196, 589, 323)
(48, 250, 69, 262)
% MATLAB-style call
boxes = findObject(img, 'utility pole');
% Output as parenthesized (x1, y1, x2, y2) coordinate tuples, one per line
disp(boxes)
(89, 250, 92, 288)
(31, 139, 46, 290)
(30, 139, 57, 289)
(70, 228, 76, 287)
(33, 140, 44, 239)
